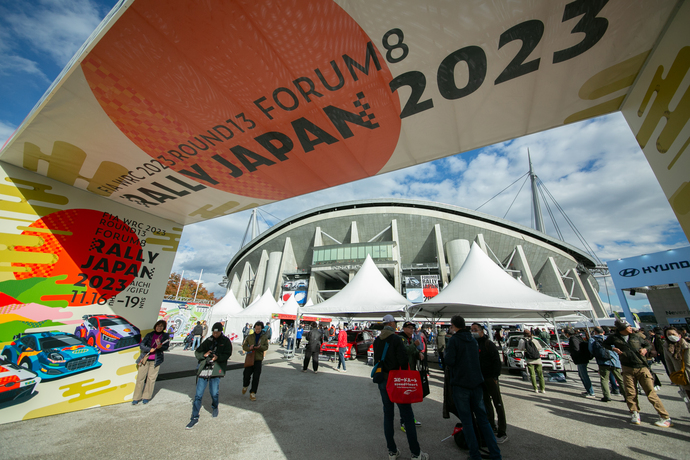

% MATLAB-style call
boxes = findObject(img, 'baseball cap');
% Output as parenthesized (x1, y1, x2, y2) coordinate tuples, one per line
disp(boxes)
(614, 319, 630, 331)
(212, 322, 224, 332)
(382, 314, 395, 322)
(402, 321, 416, 329)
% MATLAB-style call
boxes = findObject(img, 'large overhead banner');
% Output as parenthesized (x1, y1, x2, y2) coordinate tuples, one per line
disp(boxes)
(0, 0, 679, 226)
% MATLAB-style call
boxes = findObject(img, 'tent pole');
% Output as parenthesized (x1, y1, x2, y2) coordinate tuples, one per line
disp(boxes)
(550, 315, 566, 372)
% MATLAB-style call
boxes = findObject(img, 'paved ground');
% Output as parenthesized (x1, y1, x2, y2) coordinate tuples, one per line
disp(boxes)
(1, 345, 688, 460)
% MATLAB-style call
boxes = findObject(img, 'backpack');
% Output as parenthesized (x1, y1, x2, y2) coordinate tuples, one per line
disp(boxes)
(591, 338, 610, 361)
(523, 338, 540, 360)
(574, 336, 592, 362)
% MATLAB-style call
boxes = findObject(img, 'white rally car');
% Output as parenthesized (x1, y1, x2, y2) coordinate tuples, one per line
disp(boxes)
(502, 336, 564, 372)
(0, 356, 41, 405)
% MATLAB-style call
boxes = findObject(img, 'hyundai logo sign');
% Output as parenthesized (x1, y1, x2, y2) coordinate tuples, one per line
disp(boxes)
(619, 268, 640, 277)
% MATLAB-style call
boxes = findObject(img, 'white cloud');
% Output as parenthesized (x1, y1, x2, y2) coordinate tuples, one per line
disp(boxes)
(3, 0, 107, 67)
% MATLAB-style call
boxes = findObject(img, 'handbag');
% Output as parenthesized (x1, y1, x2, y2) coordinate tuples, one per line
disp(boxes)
(669, 355, 688, 386)
(244, 351, 255, 368)
(386, 366, 424, 404)
(371, 342, 389, 384)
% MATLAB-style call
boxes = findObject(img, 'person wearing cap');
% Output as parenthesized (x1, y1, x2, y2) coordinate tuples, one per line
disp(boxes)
(604, 319, 672, 427)
(399, 321, 424, 432)
(186, 322, 232, 429)
(373, 315, 429, 460)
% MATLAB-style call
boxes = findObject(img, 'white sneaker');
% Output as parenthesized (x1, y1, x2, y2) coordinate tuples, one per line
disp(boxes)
(630, 411, 641, 425)
(411, 452, 429, 460)
(540, 389, 546, 394)
(654, 418, 673, 428)
(388, 450, 401, 460)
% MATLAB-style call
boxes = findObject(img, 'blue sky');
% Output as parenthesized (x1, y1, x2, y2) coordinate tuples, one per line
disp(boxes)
(1, 0, 687, 315)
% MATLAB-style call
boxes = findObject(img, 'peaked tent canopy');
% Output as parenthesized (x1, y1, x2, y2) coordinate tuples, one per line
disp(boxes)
(416, 243, 593, 320)
(207, 290, 244, 328)
(300, 255, 409, 318)
(225, 290, 283, 342)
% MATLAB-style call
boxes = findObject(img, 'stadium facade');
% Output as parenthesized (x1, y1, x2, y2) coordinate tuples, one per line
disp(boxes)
(225, 199, 606, 318)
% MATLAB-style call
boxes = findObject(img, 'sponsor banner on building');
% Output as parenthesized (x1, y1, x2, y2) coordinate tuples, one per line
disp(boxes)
(0, 163, 177, 424)
(0, 0, 677, 228)
(421, 275, 440, 300)
(406, 288, 424, 304)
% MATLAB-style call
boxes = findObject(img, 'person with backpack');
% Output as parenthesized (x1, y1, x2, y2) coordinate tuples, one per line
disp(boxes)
(372, 315, 429, 460)
(302, 322, 323, 373)
(589, 326, 624, 402)
(564, 327, 594, 398)
(518, 330, 545, 393)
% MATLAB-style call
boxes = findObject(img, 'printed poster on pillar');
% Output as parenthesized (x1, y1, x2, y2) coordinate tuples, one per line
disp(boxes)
(0, 163, 178, 423)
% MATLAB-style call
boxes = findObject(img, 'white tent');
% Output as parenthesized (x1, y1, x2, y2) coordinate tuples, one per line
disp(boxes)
(281, 295, 299, 317)
(415, 242, 594, 321)
(300, 255, 409, 318)
(206, 291, 244, 336)
(224, 290, 283, 343)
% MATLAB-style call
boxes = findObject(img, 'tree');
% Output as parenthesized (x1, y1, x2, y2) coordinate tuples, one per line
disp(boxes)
(166, 272, 218, 302)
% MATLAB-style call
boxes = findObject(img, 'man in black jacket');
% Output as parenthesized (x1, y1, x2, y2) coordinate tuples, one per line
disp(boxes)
(186, 322, 232, 429)
(564, 327, 594, 398)
(604, 319, 671, 427)
(446, 317, 501, 460)
(471, 323, 507, 443)
(373, 315, 429, 460)
(302, 322, 323, 373)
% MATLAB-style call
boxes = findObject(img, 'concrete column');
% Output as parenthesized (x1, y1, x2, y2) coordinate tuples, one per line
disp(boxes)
(446, 239, 471, 279)
(512, 245, 537, 290)
(391, 219, 401, 292)
(474, 234, 488, 253)
(582, 275, 608, 318)
(237, 261, 255, 307)
(229, 273, 240, 299)
(264, 251, 283, 298)
(250, 250, 269, 304)
(314, 227, 323, 247)
(534, 257, 569, 298)
(274, 238, 298, 301)
(434, 224, 448, 287)
(350, 222, 359, 243)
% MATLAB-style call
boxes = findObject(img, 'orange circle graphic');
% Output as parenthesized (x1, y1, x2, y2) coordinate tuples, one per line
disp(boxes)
(12, 209, 143, 306)
(81, 0, 401, 200)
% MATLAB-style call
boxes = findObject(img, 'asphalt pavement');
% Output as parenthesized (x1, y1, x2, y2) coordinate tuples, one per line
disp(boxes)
(1, 345, 688, 460)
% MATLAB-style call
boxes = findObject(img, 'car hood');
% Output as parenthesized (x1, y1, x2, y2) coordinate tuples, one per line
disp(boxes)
(101, 324, 139, 337)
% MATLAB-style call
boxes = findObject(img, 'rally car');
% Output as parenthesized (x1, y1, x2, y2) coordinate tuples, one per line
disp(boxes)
(74, 314, 141, 353)
(0, 356, 41, 405)
(502, 335, 564, 372)
(321, 330, 374, 360)
(1, 331, 102, 380)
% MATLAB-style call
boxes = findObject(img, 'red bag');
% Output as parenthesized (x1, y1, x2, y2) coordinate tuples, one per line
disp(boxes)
(386, 367, 424, 404)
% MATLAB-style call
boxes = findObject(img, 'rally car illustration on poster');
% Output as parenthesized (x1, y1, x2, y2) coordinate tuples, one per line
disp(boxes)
(0, 356, 41, 405)
(74, 314, 141, 353)
(1, 331, 102, 380)
(502, 336, 564, 372)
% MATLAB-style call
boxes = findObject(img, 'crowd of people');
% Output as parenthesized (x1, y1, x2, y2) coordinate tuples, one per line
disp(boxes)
(131, 314, 689, 457)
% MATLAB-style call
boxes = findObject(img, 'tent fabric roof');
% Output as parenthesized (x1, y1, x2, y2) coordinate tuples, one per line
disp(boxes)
(300, 255, 409, 318)
(417, 242, 593, 320)
(232, 290, 283, 317)
(209, 291, 243, 317)
(281, 295, 299, 316)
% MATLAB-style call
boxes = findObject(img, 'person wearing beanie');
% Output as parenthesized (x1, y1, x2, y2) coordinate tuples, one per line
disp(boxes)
(186, 322, 232, 429)
(604, 319, 672, 427)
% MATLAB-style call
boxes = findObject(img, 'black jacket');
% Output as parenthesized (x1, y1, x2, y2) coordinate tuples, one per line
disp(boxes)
(306, 328, 324, 352)
(192, 324, 203, 335)
(476, 335, 502, 379)
(569, 335, 590, 365)
(445, 330, 484, 389)
(195, 334, 233, 373)
(373, 328, 408, 379)
(603, 332, 651, 368)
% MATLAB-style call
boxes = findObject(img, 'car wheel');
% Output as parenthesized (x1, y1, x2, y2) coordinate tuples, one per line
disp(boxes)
(2, 350, 13, 362)
(87, 337, 95, 347)
(349, 347, 356, 360)
(19, 357, 32, 370)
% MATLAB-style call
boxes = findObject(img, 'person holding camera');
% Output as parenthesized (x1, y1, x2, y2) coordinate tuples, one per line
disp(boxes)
(186, 322, 232, 429)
